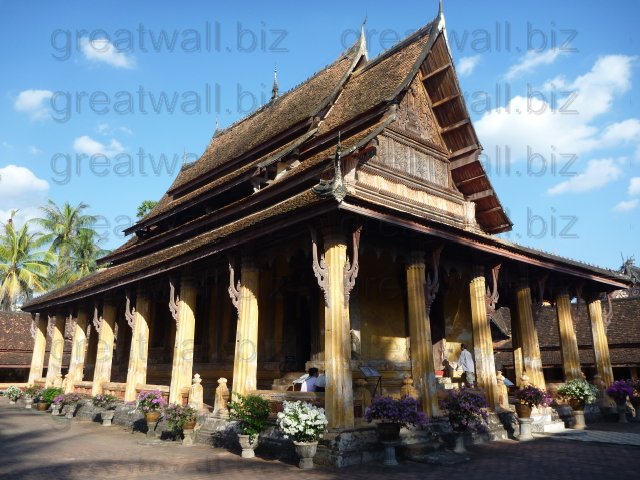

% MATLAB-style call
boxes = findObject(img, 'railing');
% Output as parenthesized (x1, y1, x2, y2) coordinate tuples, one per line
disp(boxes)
(74, 381, 93, 396)
(102, 382, 127, 400)
(251, 390, 325, 415)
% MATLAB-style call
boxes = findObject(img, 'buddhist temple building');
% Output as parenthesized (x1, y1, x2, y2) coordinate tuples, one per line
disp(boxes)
(21, 6, 631, 434)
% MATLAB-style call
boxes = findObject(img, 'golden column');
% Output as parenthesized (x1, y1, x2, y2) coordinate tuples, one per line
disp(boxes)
(231, 257, 260, 396)
(513, 280, 545, 388)
(28, 314, 47, 385)
(322, 230, 354, 430)
(169, 275, 198, 404)
(92, 299, 117, 396)
(66, 308, 89, 393)
(406, 251, 439, 417)
(586, 296, 614, 387)
(510, 313, 524, 386)
(125, 289, 151, 402)
(555, 289, 582, 381)
(45, 313, 65, 387)
(469, 268, 499, 407)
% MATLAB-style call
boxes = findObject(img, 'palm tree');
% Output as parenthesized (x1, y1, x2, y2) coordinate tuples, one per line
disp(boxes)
(0, 212, 53, 311)
(69, 228, 109, 280)
(36, 200, 96, 270)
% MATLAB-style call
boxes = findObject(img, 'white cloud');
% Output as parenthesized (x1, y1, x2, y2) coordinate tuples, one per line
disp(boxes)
(476, 55, 638, 164)
(547, 158, 622, 195)
(457, 55, 481, 77)
(629, 177, 640, 196)
(119, 126, 133, 135)
(612, 199, 639, 212)
(505, 49, 566, 80)
(2, 141, 14, 149)
(80, 37, 135, 69)
(14, 89, 53, 120)
(73, 135, 125, 157)
(0, 165, 49, 226)
(96, 122, 110, 135)
(28, 145, 42, 155)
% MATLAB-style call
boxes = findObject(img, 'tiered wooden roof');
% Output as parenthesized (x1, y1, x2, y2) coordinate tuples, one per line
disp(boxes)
(22, 8, 630, 311)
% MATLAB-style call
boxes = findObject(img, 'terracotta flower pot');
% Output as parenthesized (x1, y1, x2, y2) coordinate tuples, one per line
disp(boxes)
(183, 420, 197, 430)
(377, 422, 401, 442)
(238, 434, 259, 458)
(145, 411, 161, 423)
(568, 399, 585, 411)
(36, 402, 49, 412)
(293, 441, 318, 469)
(515, 403, 532, 419)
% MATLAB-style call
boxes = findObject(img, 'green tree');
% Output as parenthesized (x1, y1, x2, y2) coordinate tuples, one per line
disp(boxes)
(0, 212, 53, 311)
(70, 228, 109, 279)
(136, 200, 158, 219)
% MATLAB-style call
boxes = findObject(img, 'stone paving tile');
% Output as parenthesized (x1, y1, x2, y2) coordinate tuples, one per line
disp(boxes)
(1, 398, 639, 480)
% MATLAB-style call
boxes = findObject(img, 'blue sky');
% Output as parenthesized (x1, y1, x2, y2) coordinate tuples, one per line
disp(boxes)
(0, 0, 638, 271)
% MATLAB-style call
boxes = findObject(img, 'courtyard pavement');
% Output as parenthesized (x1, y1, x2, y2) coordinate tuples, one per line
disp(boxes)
(1, 397, 639, 480)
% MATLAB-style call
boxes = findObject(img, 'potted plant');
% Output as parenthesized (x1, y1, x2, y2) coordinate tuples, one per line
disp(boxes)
(23, 386, 41, 409)
(277, 400, 329, 469)
(92, 394, 119, 426)
(59, 393, 82, 418)
(629, 379, 640, 421)
(365, 395, 428, 441)
(37, 387, 62, 411)
(164, 403, 198, 444)
(5, 386, 23, 404)
(227, 393, 271, 458)
(440, 388, 488, 453)
(514, 385, 552, 418)
(136, 390, 166, 434)
(52, 394, 65, 415)
(606, 380, 634, 423)
(557, 379, 597, 430)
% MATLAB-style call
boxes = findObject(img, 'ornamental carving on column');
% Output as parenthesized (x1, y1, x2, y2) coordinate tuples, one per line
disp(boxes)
(343, 225, 362, 306)
(309, 226, 329, 307)
(424, 246, 443, 314)
(125, 294, 136, 329)
(228, 258, 241, 316)
(169, 280, 181, 329)
(484, 264, 501, 319)
(92, 306, 103, 333)
(30, 313, 38, 339)
(46, 315, 56, 338)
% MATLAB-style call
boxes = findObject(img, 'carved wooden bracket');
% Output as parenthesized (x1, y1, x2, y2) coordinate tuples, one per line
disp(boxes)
(46, 315, 56, 338)
(125, 294, 136, 329)
(425, 246, 444, 313)
(30, 313, 38, 339)
(344, 225, 362, 306)
(603, 292, 614, 333)
(169, 280, 181, 329)
(228, 258, 241, 315)
(92, 306, 103, 334)
(309, 226, 329, 307)
(485, 264, 501, 318)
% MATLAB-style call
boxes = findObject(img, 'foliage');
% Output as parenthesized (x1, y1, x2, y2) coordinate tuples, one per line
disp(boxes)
(515, 385, 552, 408)
(606, 380, 635, 403)
(440, 388, 489, 432)
(92, 394, 119, 410)
(276, 400, 328, 443)
(364, 395, 428, 428)
(136, 390, 166, 413)
(24, 385, 42, 399)
(136, 200, 158, 219)
(53, 393, 81, 406)
(40, 387, 63, 404)
(5, 385, 23, 401)
(228, 393, 271, 440)
(164, 403, 198, 432)
(557, 379, 597, 404)
(0, 212, 52, 311)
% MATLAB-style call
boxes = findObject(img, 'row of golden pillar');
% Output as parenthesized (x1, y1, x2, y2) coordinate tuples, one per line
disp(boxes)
(27, 232, 616, 429)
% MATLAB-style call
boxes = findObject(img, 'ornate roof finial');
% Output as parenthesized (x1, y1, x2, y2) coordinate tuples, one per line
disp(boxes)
(182, 148, 188, 166)
(271, 64, 279, 100)
(438, 0, 444, 17)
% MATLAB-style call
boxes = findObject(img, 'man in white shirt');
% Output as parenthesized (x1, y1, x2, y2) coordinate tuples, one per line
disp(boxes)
(301, 368, 319, 392)
(457, 344, 475, 387)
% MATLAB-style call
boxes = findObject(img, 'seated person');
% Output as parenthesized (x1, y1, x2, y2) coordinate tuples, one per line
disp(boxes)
(315, 373, 326, 392)
(300, 367, 319, 392)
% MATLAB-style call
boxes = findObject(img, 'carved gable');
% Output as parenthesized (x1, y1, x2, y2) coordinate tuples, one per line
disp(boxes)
(395, 77, 446, 150)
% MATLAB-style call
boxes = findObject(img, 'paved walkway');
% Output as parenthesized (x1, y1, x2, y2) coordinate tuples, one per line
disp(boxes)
(1, 398, 639, 480)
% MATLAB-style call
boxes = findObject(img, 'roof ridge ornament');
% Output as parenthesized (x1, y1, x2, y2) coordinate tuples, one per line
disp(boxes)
(271, 64, 279, 101)
(312, 132, 347, 202)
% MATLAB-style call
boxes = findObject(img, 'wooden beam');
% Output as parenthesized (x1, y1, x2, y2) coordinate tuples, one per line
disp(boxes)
(457, 174, 485, 187)
(477, 206, 503, 216)
(467, 189, 494, 201)
(449, 144, 479, 159)
(440, 118, 470, 135)
(451, 152, 478, 169)
(431, 93, 460, 109)
(422, 62, 452, 80)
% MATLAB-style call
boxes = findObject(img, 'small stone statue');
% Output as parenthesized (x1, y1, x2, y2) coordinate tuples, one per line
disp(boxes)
(189, 373, 204, 412)
(213, 377, 229, 418)
(520, 373, 531, 388)
(400, 374, 419, 399)
(496, 371, 510, 411)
